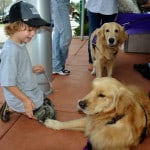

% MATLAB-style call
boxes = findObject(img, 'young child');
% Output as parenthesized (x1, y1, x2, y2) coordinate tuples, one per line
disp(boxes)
(0, 1, 56, 123)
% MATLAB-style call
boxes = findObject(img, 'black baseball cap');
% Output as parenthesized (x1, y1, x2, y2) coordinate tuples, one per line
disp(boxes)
(8, 1, 50, 27)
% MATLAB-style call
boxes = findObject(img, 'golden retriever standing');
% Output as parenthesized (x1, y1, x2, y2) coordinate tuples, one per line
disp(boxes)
(90, 22, 128, 77)
(44, 77, 150, 150)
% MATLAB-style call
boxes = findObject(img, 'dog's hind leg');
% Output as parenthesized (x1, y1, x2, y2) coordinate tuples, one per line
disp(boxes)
(44, 117, 86, 131)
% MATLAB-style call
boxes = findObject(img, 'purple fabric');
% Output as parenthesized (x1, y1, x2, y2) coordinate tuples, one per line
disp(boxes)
(116, 13, 150, 34)
(83, 140, 92, 150)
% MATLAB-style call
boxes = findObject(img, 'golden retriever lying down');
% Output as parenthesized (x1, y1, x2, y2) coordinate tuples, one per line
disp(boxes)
(44, 77, 150, 150)
(90, 22, 128, 77)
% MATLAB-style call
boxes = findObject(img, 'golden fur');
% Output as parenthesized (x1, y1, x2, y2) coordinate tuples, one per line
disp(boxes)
(90, 22, 128, 77)
(44, 77, 150, 150)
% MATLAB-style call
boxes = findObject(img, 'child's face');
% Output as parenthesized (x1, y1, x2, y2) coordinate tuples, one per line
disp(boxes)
(12, 23, 37, 44)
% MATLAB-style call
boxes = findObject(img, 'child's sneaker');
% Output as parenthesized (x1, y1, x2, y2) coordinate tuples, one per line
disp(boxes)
(52, 69, 70, 76)
(0, 102, 10, 122)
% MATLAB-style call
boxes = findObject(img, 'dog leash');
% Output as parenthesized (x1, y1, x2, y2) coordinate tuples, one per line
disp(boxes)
(43, 71, 53, 92)
(43, 71, 59, 93)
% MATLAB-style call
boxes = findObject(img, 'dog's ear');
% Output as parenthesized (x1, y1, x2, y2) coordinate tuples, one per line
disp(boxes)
(118, 25, 128, 46)
(116, 86, 134, 114)
(90, 28, 103, 47)
(97, 27, 105, 42)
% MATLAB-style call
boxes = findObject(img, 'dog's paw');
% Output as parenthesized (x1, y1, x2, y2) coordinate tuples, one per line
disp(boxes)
(44, 119, 62, 130)
(91, 70, 96, 76)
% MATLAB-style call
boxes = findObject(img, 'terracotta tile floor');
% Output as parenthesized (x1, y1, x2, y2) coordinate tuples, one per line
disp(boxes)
(1, 38, 150, 150)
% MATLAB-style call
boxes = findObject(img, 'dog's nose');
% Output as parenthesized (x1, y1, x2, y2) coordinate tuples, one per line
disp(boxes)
(79, 100, 87, 109)
(109, 38, 115, 44)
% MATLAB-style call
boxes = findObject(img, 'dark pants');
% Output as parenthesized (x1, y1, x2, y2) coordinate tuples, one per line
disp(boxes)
(87, 11, 118, 64)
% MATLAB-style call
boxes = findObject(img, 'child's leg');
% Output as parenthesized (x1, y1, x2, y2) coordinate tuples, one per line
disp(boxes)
(0, 98, 56, 123)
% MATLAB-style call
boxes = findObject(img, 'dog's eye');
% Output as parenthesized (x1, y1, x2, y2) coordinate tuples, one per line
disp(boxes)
(115, 29, 119, 33)
(106, 29, 109, 32)
(98, 93, 105, 98)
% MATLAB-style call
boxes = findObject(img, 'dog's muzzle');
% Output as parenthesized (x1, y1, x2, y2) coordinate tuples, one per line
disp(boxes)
(108, 37, 116, 47)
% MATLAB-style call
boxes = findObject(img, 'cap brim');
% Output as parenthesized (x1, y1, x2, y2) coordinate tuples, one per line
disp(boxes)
(23, 18, 50, 27)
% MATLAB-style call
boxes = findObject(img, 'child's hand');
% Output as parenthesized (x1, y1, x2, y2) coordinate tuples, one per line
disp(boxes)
(32, 65, 45, 74)
(23, 99, 35, 119)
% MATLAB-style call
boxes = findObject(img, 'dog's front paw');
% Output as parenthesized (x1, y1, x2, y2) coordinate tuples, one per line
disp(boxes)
(44, 119, 62, 130)
(91, 70, 96, 76)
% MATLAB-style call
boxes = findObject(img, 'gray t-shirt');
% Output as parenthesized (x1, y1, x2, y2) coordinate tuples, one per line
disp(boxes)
(0, 39, 43, 112)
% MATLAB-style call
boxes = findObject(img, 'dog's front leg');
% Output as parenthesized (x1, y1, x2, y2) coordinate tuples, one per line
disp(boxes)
(91, 60, 96, 76)
(96, 59, 102, 78)
(44, 117, 86, 131)
(106, 61, 113, 77)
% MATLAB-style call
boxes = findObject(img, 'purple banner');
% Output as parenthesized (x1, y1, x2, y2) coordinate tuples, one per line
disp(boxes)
(116, 13, 150, 34)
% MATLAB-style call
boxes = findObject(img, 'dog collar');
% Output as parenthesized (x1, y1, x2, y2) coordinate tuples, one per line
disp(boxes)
(106, 114, 124, 125)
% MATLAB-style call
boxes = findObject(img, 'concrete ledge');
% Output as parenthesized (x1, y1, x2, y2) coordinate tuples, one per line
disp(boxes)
(124, 33, 150, 53)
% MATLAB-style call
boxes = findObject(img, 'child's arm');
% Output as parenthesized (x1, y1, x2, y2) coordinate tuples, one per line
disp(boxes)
(6, 86, 35, 119)
(32, 64, 45, 74)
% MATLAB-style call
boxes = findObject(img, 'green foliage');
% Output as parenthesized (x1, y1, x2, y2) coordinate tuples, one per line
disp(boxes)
(0, 0, 12, 15)
(71, 1, 80, 11)
(74, 23, 89, 36)
(71, 1, 89, 36)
